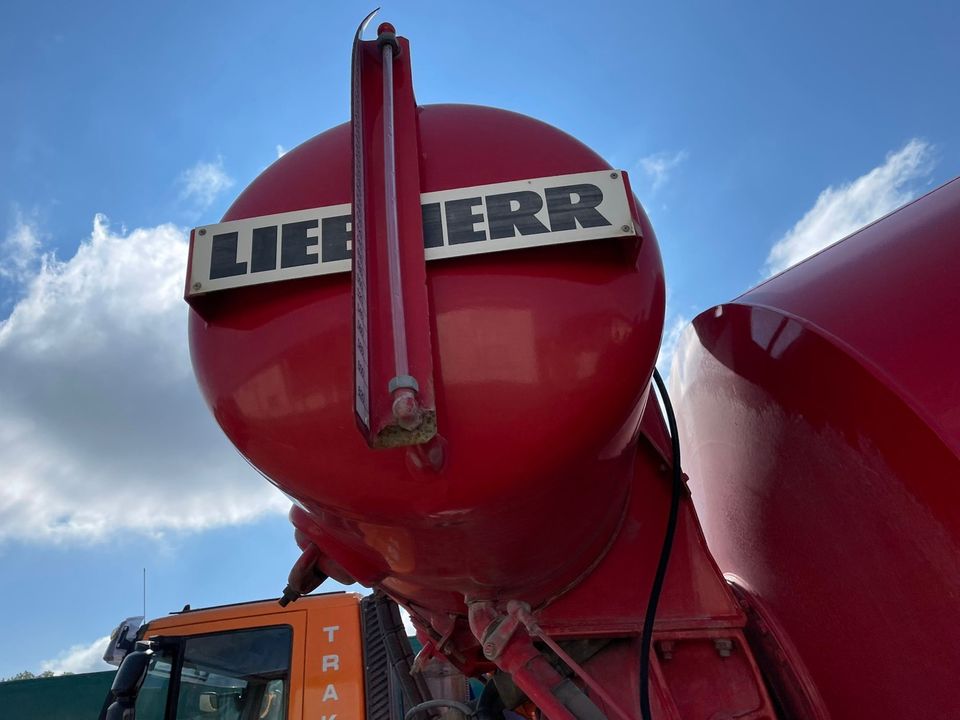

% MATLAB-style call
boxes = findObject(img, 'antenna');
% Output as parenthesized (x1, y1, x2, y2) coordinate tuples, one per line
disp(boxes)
(142, 568, 146, 620)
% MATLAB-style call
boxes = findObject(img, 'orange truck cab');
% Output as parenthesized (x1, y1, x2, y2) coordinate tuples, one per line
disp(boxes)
(99, 593, 439, 720)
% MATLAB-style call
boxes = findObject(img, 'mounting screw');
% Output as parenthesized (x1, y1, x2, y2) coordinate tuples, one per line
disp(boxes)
(198, 228, 207, 236)
(610, 171, 619, 179)
(483, 642, 497, 659)
(621, 224, 632, 233)
(714, 638, 734, 658)
(192, 282, 202, 291)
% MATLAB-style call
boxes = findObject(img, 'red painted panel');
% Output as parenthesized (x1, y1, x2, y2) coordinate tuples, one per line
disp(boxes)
(350, 30, 437, 447)
(673, 177, 960, 718)
(188, 103, 664, 610)
(741, 177, 960, 452)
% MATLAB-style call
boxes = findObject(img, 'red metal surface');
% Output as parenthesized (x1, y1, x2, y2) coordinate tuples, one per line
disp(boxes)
(189, 101, 663, 613)
(536, 402, 744, 637)
(513, 602, 634, 720)
(672, 178, 960, 719)
(728, 581, 829, 719)
(188, 24, 788, 718)
(469, 603, 577, 720)
(351, 23, 437, 447)
(524, 401, 777, 718)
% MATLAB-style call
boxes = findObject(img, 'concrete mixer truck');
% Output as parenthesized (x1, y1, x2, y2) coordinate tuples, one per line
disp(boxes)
(105, 14, 960, 720)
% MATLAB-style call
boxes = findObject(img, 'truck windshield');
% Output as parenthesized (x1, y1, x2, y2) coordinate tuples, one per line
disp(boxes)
(135, 625, 292, 720)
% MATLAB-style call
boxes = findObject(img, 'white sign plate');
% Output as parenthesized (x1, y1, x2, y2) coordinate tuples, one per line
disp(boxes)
(187, 169, 636, 297)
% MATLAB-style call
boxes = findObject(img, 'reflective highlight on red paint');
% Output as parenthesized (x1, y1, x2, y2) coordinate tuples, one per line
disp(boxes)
(674, 179, 960, 719)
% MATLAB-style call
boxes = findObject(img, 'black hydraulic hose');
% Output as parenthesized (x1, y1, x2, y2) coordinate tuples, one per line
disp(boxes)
(373, 592, 432, 709)
(639, 368, 683, 720)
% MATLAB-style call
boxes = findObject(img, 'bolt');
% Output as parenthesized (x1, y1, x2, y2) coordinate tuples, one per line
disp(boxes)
(192, 282, 202, 291)
(610, 171, 619, 179)
(621, 224, 632, 233)
(483, 642, 497, 659)
(714, 638, 734, 658)
(198, 228, 206, 236)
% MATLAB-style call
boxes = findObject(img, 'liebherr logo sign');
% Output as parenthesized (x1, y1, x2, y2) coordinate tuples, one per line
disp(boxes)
(187, 170, 636, 297)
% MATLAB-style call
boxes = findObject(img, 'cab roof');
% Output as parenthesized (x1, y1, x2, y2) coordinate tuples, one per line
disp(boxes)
(144, 591, 362, 633)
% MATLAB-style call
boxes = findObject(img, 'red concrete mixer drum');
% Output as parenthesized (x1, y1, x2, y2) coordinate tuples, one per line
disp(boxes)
(184, 21, 792, 719)
(187, 100, 665, 613)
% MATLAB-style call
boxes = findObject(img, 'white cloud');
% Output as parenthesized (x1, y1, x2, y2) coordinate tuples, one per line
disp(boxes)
(1, 211, 42, 285)
(764, 139, 934, 276)
(275, 144, 287, 159)
(40, 635, 113, 675)
(657, 313, 689, 379)
(179, 157, 234, 209)
(0, 215, 287, 543)
(638, 150, 689, 191)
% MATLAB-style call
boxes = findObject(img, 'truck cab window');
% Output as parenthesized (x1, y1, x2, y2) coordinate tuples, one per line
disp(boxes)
(134, 655, 174, 720)
(158, 625, 293, 720)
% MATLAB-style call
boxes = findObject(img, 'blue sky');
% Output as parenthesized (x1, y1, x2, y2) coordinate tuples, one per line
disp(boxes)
(1, 0, 958, 677)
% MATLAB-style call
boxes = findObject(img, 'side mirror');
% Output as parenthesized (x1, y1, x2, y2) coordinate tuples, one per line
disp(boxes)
(104, 649, 152, 720)
(103, 616, 145, 666)
(111, 649, 152, 698)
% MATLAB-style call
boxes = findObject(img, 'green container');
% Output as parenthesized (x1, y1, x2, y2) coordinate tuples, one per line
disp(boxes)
(0, 671, 116, 719)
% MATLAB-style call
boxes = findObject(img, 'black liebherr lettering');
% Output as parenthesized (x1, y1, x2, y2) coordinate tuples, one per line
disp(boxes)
(205, 176, 621, 282)
(209, 232, 246, 279)
(421, 203, 444, 248)
(322, 215, 352, 262)
(545, 184, 610, 232)
(250, 226, 278, 273)
(281, 220, 320, 268)
(485, 191, 549, 239)
(445, 197, 486, 244)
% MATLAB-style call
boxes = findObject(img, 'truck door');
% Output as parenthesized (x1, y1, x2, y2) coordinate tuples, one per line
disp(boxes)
(137, 611, 307, 720)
